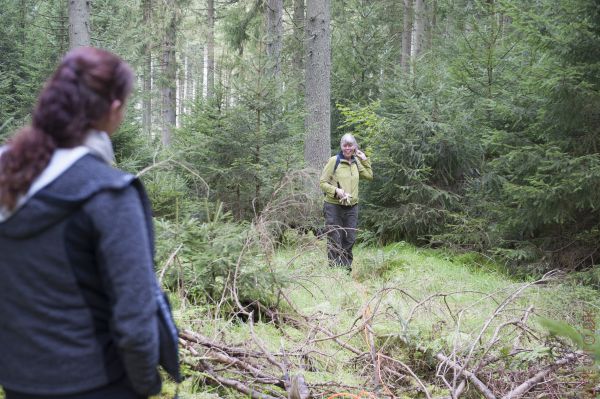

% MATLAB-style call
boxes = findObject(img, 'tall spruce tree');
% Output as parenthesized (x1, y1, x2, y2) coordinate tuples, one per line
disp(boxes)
(304, 0, 331, 172)
(68, 0, 91, 48)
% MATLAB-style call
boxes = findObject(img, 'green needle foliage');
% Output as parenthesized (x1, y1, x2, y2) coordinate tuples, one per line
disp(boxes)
(1, 0, 599, 278)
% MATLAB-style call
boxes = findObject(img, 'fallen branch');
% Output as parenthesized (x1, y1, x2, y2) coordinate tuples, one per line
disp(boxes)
(434, 352, 497, 399)
(501, 353, 579, 399)
(383, 333, 495, 399)
(196, 359, 282, 399)
(379, 353, 432, 399)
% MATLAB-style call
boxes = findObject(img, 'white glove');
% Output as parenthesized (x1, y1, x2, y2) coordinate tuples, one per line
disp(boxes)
(339, 193, 352, 206)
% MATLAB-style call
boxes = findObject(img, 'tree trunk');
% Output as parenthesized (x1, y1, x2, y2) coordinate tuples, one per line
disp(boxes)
(401, 0, 412, 73)
(266, 0, 283, 78)
(185, 53, 194, 110)
(19, 0, 27, 48)
(178, 54, 185, 124)
(427, 0, 436, 50)
(215, 48, 224, 111)
(304, 0, 331, 172)
(413, 0, 425, 56)
(161, 2, 177, 147)
(292, 0, 304, 72)
(196, 45, 204, 102)
(255, 108, 262, 212)
(206, 0, 215, 100)
(58, 4, 69, 56)
(68, 0, 91, 48)
(142, 0, 152, 137)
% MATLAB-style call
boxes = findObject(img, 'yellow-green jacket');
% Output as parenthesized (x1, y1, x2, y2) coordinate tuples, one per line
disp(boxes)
(320, 153, 373, 206)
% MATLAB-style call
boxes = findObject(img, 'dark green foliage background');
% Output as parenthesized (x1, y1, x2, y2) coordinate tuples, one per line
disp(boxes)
(1, 0, 599, 277)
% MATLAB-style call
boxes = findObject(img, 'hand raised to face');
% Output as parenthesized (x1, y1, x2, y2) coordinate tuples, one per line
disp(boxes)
(354, 148, 367, 161)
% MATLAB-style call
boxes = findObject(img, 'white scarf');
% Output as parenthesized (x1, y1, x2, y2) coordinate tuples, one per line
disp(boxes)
(0, 130, 114, 222)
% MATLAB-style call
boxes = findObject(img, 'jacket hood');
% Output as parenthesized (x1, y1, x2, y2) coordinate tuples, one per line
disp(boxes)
(0, 147, 90, 224)
(0, 131, 129, 238)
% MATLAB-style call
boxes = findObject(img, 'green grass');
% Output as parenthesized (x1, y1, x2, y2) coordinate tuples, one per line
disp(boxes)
(279, 241, 599, 339)
(3, 240, 596, 398)
(159, 240, 599, 397)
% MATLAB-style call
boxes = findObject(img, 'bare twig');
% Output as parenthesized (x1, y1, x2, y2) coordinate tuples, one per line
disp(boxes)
(379, 353, 432, 399)
(159, 243, 183, 283)
(197, 359, 282, 399)
(501, 353, 579, 399)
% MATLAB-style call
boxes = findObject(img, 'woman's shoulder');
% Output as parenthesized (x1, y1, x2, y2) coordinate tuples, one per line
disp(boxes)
(326, 155, 338, 165)
(43, 154, 136, 203)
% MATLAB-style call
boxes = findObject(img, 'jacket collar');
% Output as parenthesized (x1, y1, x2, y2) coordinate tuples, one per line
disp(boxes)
(0, 130, 114, 222)
(336, 151, 357, 164)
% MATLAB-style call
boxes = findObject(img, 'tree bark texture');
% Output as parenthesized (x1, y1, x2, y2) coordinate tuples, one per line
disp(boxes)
(266, 0, 283, 78)
(142, 0, 152, 137)
(185, 53, 194, 108)
(68, 0, 91, 49)
(178, 55, 185, 122)
(304, 0, 331, 171)
(427, 0, 436, 50)
(413, 0, 425, 56)
(19, 0, 26, 48)
(401, 0, 412, 73)
(161, 2, 177, 147)
(196, 45, 204, 102)
(292, 0, 305, 72)
(206, 0, 215, 100)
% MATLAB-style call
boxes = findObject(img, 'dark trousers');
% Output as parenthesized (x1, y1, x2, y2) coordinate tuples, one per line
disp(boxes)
(4, 376, 146, 399)
(323, 202, 358, 269)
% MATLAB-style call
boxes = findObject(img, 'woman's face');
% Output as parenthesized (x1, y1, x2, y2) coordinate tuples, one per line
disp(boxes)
(341, 141, 356, 159)
(94, 99, 127, 135)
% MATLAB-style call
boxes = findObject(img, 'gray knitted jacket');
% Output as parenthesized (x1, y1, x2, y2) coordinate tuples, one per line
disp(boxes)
(0, 145, 171, 396)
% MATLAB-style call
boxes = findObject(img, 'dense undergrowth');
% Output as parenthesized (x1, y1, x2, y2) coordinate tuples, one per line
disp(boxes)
(0, 225, 596, 399)
(152, 235, 600, 398)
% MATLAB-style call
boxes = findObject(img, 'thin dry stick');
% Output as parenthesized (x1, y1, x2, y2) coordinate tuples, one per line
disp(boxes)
(501, 353, 579, 399)
(474, 318, 529, 372)
(434, 352, 497, 399)
(206, 351, 282, 386)
(310, 287, 390, 349)
(198, 359, 282, 399)
(278, 290, 364, 356)
(158, 243, 183, 283)
(362, 306, 383, 392)
(406, 290, 494, 324)
(455, 272, 557, 387)
(181, 333, 282, 386)
(181, 329, 311, 361)
(310, 324, 364, 356)
(385, 333, 495, 399)
(136, 158, 172, 177)
(136, 157, 210, 197)
(512, 305, 534, 349)
(230, 234, 254, 312)
(452, 379, 467, 399)
(181, 329, 266, 358)
(248, 315, 287, 375)
(168, 159, 210, 195)
(379, 354, 432, 399)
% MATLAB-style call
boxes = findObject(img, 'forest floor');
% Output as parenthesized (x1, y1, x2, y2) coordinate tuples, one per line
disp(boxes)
(0, 240, 596, 398)
(159, 238, 600, 399)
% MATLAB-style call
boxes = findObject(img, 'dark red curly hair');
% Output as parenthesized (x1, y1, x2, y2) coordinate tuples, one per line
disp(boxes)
(0, 47, 133, 211)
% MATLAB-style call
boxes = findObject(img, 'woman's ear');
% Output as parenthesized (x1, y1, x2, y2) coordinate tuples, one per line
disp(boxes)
(102, 99, 125, 135)
(111, 99, 123, 111)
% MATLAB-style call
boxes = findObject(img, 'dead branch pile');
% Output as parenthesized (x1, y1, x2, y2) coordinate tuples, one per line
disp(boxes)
(176, 270, 593, 398)
(169, 172, 593, 398)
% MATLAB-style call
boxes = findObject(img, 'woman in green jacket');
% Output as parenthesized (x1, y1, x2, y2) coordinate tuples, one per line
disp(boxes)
(320, 133, 373, 270)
